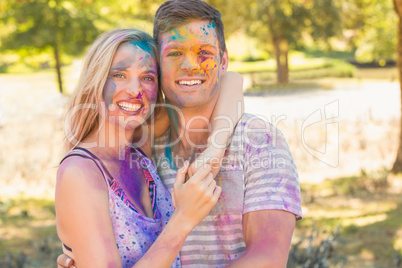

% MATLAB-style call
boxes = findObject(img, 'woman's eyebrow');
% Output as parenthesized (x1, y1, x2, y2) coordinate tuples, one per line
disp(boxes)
(143, 70, 158, 75)
(110, 65, 128, 71)
(110, 60, 131, 71)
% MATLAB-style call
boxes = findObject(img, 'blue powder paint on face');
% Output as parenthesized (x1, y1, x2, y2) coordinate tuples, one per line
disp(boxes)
(169, 29, 186, 41)
(102, 77, 116, 108)
(130, 41, 152, 56)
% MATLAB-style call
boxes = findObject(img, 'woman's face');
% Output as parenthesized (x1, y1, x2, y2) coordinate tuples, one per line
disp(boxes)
(102, 42, 158, 131)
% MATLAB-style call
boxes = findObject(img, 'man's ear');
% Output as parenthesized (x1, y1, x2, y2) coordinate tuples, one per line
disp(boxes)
(220, 50, 229, 74)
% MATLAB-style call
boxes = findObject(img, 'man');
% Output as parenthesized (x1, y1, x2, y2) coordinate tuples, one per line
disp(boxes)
(152, 1, 301, 267)
(58, 0, 302, 267)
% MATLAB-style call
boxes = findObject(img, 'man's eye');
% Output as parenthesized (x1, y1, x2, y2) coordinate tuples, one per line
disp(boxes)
(199, 50, 212, 55)
(168, 51, 181, 56)
(112, 73, 125, 79)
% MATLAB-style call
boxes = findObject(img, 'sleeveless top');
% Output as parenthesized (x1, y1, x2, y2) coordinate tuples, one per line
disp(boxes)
(60, 147, 181, 268)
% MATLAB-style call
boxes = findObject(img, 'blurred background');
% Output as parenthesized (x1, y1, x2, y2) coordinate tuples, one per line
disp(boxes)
(0, 0, 401, 267)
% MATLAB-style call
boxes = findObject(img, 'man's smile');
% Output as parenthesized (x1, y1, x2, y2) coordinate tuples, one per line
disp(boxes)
(175, 78, 206, 90)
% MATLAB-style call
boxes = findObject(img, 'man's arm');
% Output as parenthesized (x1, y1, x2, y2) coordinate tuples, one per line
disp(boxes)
(227, 210, 296, 267)
(227, 116, 302, 267)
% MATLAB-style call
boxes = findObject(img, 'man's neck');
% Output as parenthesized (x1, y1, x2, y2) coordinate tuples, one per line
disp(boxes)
(167, 95, 218, 163)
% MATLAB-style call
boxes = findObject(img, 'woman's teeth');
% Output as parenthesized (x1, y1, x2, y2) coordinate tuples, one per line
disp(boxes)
(117, 102, 141, 112)
(178, 80, 202, 86)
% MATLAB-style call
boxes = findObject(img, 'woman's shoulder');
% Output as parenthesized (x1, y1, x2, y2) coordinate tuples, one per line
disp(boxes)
(56, 153, 108, 193)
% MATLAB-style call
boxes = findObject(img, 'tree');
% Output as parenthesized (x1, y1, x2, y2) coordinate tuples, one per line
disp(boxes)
(228, 0, 341, 84)
(341, 0, 397, 63)
(392, 0, 402, 173)
(0, 0, 102, 94)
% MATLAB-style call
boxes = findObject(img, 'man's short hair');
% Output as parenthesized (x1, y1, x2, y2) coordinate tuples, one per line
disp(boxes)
(153, 0, 226, 59)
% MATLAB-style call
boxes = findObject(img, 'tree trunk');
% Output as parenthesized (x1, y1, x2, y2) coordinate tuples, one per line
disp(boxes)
(53, 44, 63, 94)
(273, 37, 289, 84)
(392, 0, 402, 172)
(53, 0, 63, 94)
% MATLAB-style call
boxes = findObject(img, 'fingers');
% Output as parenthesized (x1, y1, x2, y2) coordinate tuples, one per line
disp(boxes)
(174, 160, 189, 187)
(188, 162, 196, 178)
(205, 176, 217, 196)
(189, 147, 225, 180)
(57, 254, 73, 267)
(188, 164, 211, 183)
(212, 185, 222, 202)
(171, 191, 176, 209)
(202, 172, 214, 187)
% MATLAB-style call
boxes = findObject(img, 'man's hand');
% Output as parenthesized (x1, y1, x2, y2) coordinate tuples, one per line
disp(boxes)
(57, 254, 75, 268)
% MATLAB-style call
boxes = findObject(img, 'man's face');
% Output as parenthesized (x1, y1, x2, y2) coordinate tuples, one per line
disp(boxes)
(159, 20, 228, 108)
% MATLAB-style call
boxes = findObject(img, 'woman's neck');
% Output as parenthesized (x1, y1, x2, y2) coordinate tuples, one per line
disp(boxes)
(81, 121, 134, 161)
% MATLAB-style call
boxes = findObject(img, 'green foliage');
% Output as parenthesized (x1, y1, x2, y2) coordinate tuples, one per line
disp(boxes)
(0, 0, 102, 56)
(240, 0, 341, 51)
(341, 0, 397, 63)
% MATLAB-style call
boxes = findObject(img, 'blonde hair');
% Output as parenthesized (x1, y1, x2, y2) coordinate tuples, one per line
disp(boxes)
(64, 28, 161, 153)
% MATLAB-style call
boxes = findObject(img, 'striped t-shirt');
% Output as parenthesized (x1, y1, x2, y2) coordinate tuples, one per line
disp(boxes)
(152, 113, 302, 267)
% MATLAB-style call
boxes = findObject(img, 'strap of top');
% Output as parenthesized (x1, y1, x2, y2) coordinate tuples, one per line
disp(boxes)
(60, 147, 158, 218)
(59, 150, 112, 187)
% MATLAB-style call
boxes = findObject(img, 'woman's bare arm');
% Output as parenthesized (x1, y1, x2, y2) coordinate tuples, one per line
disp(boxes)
(189, 71, 244, 177)
(56, 157, 122, 267)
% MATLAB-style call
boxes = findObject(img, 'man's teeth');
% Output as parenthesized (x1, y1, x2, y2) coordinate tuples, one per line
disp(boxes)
(178, 80, 202, 86)
(117, 102, 141, 112)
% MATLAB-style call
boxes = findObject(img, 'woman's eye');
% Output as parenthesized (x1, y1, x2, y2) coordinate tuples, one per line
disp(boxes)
(143, 76, 155, 81)
(168, 51, 181, 56)
(112, 73, 125, 79)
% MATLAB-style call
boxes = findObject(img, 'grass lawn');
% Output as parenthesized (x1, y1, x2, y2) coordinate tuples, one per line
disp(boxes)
(293, 170, 402, 267)
(1, 171, 401, 267)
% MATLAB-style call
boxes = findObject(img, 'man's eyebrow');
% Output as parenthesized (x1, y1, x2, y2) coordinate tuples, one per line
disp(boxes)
(199, 44, 218, 50)
(162, 44, 182, 50)
(163, 43, 218, 51)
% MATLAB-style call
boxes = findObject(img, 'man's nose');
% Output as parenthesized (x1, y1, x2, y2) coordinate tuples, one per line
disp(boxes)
(181, 54, 200, 71)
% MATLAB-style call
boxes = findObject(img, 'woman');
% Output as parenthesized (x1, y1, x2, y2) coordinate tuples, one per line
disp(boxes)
(56, 28, 243, 267)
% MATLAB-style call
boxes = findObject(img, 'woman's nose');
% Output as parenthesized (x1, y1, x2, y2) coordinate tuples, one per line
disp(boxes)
(125, 79, 142, 96)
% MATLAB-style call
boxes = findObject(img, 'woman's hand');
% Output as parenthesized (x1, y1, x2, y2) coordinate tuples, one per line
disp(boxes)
(57, 254, 75, 268)
(188, 145, 226, 179)
(172, 161, 222, 233)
